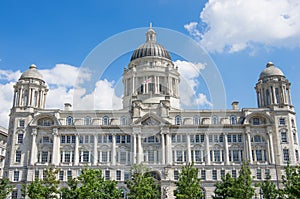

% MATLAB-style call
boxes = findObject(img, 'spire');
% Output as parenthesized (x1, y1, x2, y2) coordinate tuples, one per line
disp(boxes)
(146, 22, 156, 42)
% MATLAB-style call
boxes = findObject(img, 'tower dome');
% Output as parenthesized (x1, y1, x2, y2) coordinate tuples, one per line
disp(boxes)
(130, 24, 171, 61)
(20, 64, 44, 81)
(259, 62, 285, 80)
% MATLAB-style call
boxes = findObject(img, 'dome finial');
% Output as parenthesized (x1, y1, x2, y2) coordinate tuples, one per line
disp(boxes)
(146, 23, 156, 42)
(150, 22, 152, 29)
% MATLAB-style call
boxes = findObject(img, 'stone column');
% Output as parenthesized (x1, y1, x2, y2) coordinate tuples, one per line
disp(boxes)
(74, 134, 79, 165)
(30, 128, 38, 165)
(112, 134, 116, 165)
(224, 133, 230, 165)
(187, 133, 191, 163)
(137, 134, 143, 164)
(133, 133, 137, 164)
(93, 134, 98, 165)
(267, 128, 275, 164)
(52, 128, 60, 165)
(205, 133, 211, 164)
(166, 133, 172, 164)
(246, 131, 253, 164)
(161, 133, 165, 164)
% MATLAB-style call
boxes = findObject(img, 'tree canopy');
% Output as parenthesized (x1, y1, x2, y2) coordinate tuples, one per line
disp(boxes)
(126, 164, 160, 199)
(174, 162, 204, 199)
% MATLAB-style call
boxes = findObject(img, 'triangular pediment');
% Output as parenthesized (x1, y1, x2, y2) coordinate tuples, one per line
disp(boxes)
(134, 113, 170, 126)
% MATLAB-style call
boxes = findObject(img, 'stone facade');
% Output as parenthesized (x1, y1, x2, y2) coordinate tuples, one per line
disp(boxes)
(0, 126, 7, 179)
(4, 27, 300, 199)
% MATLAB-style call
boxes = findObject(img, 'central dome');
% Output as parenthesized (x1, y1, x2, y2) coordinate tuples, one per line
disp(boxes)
(130, 25, 171, 61)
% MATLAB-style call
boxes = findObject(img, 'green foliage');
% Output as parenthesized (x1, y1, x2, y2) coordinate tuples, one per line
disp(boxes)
(23, 167, 60, 199)
(126, 164, 160, 199)
(174, 163, 203, 199)
(213, 173, 236, 199)
(0, 178, 13, 199)
(282, 163, 300, 199)
(256, 176, 282, 199)
(213, 162, 254, 199)
(61, 168, 121, 199)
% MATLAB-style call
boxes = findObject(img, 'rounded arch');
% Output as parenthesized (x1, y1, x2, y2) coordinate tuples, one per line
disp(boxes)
(30, 113, 60, 126)
(243, 112, 274, 125)
(146, 170, 161, 181)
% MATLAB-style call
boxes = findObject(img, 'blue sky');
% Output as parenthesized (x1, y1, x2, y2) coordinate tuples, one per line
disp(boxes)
(0, 0, 300, 128)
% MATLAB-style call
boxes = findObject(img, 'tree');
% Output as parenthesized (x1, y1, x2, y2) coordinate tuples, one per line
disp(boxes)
(213, 173, 236, 199)
(234, 162, 255, 198)
(282, 163, 300, 199)
(61, 168, 121, 199)
(256, 175, 282, 199)
(213, 162, 254, 199)
(126, 164, 160, 199)
(23, 167, 60, 199)
(174, 163, 203, 199)
(0, 178, 13, 199)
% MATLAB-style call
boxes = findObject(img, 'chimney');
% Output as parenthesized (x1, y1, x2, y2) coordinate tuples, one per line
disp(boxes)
(64, 103, 72, 111)
(232, 101, 239, 110)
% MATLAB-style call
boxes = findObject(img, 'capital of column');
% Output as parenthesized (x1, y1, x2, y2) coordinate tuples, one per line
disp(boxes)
(52, 128, 58, 136)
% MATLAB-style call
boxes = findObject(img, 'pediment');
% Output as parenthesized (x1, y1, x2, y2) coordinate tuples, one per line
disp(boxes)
(134, 113, 170, 126)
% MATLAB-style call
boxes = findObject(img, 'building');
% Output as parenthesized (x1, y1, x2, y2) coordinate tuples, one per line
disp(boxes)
(4, 26, 300, 199)
(0, 126, 7, 179)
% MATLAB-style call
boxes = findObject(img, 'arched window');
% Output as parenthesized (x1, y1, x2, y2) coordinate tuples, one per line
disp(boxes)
(251, 135, 265, 143)
(120, 116, 127, 125)
(212, 115, 218, 125)
(175, 115, 182, 125)
(84, 116, 91, 125)
(67, 116, 73, 125)
(230, 115, 237, 125)
(103, 116, 109, 126)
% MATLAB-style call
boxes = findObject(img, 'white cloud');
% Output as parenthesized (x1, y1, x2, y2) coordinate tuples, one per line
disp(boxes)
(185, 0, 300, 53)
(174, 60, 212, 108)
(0, 64, 122, 128)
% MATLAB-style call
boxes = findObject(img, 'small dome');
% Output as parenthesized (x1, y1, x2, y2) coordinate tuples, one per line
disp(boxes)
(130, 25, 171, 61)
(20, 64, 44, 80)
(259, 62, 285, 80)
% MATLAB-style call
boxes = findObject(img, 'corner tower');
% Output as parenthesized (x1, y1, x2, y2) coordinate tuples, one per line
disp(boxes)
(122, 25, 180, 110)
(255, 62, 293, 109)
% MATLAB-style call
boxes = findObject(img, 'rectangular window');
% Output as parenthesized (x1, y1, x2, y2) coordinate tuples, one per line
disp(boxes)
(174, 170, 179, 181)
(214, 150, 220, 162)
(41, 151, 48, 163)
(12, 190, 18, 199)
(34, 170, 39, 179)
(212, 170, 217, 180)
(256, 150, 263, 161)
(232, 170, 237, 179)
(227, 135, 232, 142)
(66, 135, 71, 143)
(59, 171, 64, 181)
(84, 135, 89, 143)
(200, 135, 205, 142)
(43, 136, 50, 143)
(116, 170, 121, 181)
(265, 169, 270, 179)
(79, 136, 83, 144)
(195, 150, 201, 162)
(232, 135, 237, 142)
(233, 150, 239, 162)
(67, 170, 72, 179)
(19, 120, 25, 127)
(15, 151, 21, 163)
(281, 132, 287, 143)
(209, 135, 213, 143)
(105, 170, 110, 180)
(238, 134, 242, 142)
(124, 172, 130, 181)
(13, 171, 19, 182)
(82, 151, 89, 162)
(61, 136, 66, 143)
(176, 151, 183, 162)
(279, 118, 286, 126)
(221, 170, 225, 178)
(102, 151, 108, 162)
(17, 134, 23, 144)
(120, 151, 127, 164)
(72, 135, 76, 143)
(296, 150, 299, 162)
(283, 149, 290, 161)
(253, 118, 260, 125)
(257, 169, 262, 179)
(148, 151, 154, 163)
(190, 135, 195, 143)
(219, 135, 224, 142)
(201, 170, 206, 180)
(65, 152, 71, 162)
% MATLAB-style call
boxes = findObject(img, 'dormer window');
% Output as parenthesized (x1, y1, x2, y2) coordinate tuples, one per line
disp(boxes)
(175, 116, 182, 125)
(38, 118, 53, 126)
(84, 116, 91, 125)
(67, 116, 73, 125)
(212, 116, 218, 125)
(103, 116, 109, 126)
